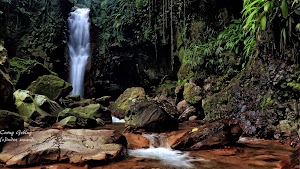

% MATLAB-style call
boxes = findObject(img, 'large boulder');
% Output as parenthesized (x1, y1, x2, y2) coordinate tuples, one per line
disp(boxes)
(183, 81, 204, 105)
(57, 104, 112, 128)
(14, 89, 62, 127)
(109, 87, 146, 118)
(0, 110, 24, 150)
(172, 120, 242, 150)
(0, 70, 14, 110)
(0, 42, 14, 110)
(27, 75, 72, 101)
(0, 129, 127, 167)
(125, 101, 178, 132)
(9, 57, 53, 89)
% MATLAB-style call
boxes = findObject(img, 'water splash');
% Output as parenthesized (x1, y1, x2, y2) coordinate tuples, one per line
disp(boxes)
(112, 116, 125, 123)
(128, 147, 206, 168)
(128, 133, 207, 168)
(68, 8, 90, 97)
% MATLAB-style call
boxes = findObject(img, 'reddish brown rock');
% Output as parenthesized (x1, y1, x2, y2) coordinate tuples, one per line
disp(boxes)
(171, 120, 242, 150)
(123, 133, 150, 149)
(0, 129, 127, 167)
(280, 148, 300, 169)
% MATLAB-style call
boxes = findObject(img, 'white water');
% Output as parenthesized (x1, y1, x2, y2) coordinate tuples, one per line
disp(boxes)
(68, 8, 91, 97)
(128, 134, 206, 168)
(112, 116, 125, 123)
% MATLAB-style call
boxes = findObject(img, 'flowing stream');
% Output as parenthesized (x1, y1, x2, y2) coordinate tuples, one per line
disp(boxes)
(68, 8, 91, 97)
(128, 134, 205, 168)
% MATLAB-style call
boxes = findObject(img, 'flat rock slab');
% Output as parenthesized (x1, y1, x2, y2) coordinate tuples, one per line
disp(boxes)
(0, 129, 127, 167)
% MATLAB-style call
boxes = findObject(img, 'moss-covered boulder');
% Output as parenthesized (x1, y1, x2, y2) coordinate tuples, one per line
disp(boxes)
(0, 110, 24, 150)
(183, 82, 204, 105)
(57, 104, 112, 128)
(27, 75, 72, 101)
(0, 41, 8, 73)
(0, 42, 14, 110)
(14, 89, 62, 127)
(109, 87, 146, 118)
(0, 70, 14, 110)
(9, 57, 52, 89)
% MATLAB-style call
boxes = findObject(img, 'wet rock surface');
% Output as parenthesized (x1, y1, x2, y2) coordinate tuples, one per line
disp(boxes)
(0, 129, 127, 167)
(125, 101, 178, 132)
(172, 120, 242, 150)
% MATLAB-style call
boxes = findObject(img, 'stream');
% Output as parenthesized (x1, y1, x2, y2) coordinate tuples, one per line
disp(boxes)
(13, 122, 294, 169)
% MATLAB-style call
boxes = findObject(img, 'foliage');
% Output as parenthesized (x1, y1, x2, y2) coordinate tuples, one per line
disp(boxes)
(182, 19, 244, 74)
(242, 0, 300, 58)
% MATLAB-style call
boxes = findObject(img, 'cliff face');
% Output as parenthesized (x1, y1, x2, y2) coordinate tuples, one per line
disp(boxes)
(0, 0, 73, 75)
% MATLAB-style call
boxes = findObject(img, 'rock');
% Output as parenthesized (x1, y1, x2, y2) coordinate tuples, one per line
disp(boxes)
(183, 82, 204, 105)
(155, 98, 180, 118)
(178, 106, 197, 122)
(0, 129, 127, 166)
(0, 43, 14, 110)
(280, 148, 300, 169)
(0, 70, 14, 110)
(96, 96, 112, 107)
(172, 120, 242, 150)
(0, 41, 8, 73)
(189, 115, 198, 121)
(278, 120, 299, 137)
(66, 94, 81, 101)
(176, 100, 190, 113)
(27, 75, 72, 101)
(9, 57, 52, 89)
(109, 87, 146, 119)
(123, 133, 150, 149)
(57, 104, 112, 128)
(14, 89, 62, 127)
(125, 101, 178, 132)
(0, 110, 24, 150)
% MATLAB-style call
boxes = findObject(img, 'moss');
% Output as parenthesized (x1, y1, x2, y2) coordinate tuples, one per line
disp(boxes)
(109, 87, 146, 117)
(57, 103, 111, 126)
(155, 80, 177, 96)
(260, 95, 276, 110)
(286, 82, 300, 91)
(183, 82, 203, 105)
(13, 89, 60, 123)
(27, 75, 72, 100)
(9, 57, 54, 89)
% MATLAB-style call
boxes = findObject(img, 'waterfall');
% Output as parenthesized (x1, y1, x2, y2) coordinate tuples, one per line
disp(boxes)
(68, 8, 91, 98)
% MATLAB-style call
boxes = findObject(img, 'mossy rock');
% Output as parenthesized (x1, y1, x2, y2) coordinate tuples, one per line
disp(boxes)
(0, 110, 24, 149)
(14, 89, 62, 127)
(183, 82, 204, 105)
(155, 80, 177, 97)
(57, 104, 111, 128)
(27, 75, 72, 101)
(9, 57, 53, 89)
(0, 70, 14, 110)
(278, 120, 299, 137)
(0, 41, 8, 73)
(109, 87, 146, 118)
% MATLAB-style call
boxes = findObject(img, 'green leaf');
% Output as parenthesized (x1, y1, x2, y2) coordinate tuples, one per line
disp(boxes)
(280, 0, 289, 19)
(264, 1, 271, 12)
(261, 15, 267, 30)
(57, 116, 77, 126)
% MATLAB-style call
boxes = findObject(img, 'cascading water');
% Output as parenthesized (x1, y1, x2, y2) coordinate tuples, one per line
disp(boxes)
(128, 134, 207, 168)
(68, 8, 91, 97)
